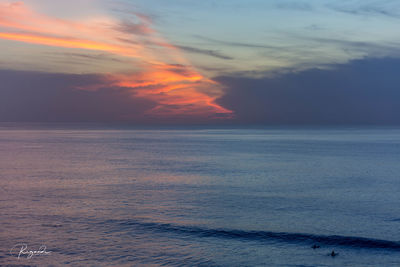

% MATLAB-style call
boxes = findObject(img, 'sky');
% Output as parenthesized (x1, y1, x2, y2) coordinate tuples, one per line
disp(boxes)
(1, 0, 400, 124)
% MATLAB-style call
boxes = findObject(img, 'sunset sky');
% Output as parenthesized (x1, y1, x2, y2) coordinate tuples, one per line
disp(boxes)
(1, 0, 400, 124)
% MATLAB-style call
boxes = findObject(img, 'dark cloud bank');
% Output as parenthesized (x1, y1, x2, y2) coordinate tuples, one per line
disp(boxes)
(0, 70, 154, 123)
(216, 57, 400, 125)
(0, 57, 400, 125)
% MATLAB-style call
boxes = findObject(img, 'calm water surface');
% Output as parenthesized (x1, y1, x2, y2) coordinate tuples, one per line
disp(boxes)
(1, 125, 400, 266)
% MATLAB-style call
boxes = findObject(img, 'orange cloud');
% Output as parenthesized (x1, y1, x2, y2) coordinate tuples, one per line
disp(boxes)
(0, 32, 139, 55)
(0, 1, 232, 119)
(112, 65, 232, 117)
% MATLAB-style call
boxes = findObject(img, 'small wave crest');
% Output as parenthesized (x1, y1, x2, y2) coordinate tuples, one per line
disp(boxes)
(111, 220, 400, 251)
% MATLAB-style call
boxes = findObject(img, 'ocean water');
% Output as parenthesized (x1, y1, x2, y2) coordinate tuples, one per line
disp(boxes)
(1, 125, 400, 266)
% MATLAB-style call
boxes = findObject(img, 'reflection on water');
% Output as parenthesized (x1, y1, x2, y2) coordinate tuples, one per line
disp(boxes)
(1, 126, 400, 266)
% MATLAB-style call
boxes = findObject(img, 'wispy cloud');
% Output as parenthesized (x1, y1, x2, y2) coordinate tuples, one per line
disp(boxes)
(176, 45, 233, 60)
(114, 19, 154, 36)
(194, 35, 279, 49)
(60, 52, 126, 62)
(297, 35, 400, 58)
(328, 2, 400, 19)
(333, 6, 399, 18)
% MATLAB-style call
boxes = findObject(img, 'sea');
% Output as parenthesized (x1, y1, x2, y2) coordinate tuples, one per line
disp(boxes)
(1, 124, 400, 266)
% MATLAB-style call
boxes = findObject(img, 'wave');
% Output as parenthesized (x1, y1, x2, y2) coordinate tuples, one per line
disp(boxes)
(113, 220, 400, 251)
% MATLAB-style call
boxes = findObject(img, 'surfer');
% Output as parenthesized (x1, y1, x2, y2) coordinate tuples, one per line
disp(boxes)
(330, 250, 338, 257)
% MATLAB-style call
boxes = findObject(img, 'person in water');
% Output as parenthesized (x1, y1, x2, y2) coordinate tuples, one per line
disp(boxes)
(330, 250, 338, 257)
(311, 244, 320, 249)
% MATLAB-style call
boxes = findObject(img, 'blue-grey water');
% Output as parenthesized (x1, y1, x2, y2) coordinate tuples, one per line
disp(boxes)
(1, 125, 400, 266)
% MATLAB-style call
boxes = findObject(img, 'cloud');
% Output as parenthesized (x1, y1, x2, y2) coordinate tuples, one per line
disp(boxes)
(216, 57, 400, 125)
(0, 69, 154, 123)
(114, 18, 154, 36)
(3, 57, 400, 125)
(49, 52, 127, 63)
(0, 2, 163, 63)
(176, 45, 233, 60)
(194, 35, 279, 49)
(329, 2, 400, 19)
(333, 6, 399, 18)
(0, 32, 142, 57)
(109, 64, 232, 117)
(0, 1, 231, 119)
(0, 69, 231, 123)
(301, 36, 400, 58)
